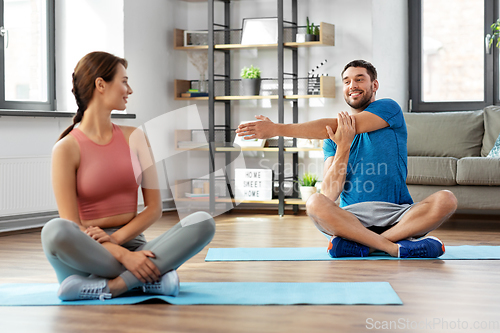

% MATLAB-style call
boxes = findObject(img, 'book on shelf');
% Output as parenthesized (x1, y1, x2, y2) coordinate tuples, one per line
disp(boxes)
(181, 92, 209, 98)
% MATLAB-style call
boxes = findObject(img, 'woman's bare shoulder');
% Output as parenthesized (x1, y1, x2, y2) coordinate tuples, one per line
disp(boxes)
(52, 133, 80, 164)
(117, 124, 139, 137)
(117, 125, 148, 145)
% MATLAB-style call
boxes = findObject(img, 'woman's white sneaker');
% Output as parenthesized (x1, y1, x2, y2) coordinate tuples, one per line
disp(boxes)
(142, 270, 179, 296)
(58, 275, 111, 301)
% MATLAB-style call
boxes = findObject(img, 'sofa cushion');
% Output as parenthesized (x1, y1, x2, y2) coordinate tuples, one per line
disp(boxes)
(481, 106, 500, 157)
(456, 157, 500, 185)
(406, 156, 457, 185)
(487, 134, 500, 158)
(404, 110, 484, 158)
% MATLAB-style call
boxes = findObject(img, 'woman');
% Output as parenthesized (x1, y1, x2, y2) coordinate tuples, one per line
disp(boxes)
(41, 51, 215, 301)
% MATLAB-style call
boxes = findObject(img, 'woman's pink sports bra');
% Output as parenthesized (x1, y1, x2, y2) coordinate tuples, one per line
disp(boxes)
(70, 123, 142, 220)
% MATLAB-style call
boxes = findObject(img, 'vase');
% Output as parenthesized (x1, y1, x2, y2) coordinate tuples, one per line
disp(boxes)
(199, 74, 208, 93)
(241, 78, 261, 96)
(300, 186, 317, 202)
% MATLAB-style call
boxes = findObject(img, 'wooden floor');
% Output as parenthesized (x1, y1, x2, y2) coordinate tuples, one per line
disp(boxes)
(1, 211, 500, 333)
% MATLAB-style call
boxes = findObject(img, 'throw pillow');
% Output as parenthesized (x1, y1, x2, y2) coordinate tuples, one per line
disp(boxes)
(487, 134, 500, 158)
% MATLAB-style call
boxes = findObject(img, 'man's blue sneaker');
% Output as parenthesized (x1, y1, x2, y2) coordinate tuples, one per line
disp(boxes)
(397, 236, 445, 258)
(327, 236, 370, 258)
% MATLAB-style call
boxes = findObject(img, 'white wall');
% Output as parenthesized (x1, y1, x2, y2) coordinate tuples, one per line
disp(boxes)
(123, 0, 187, 199)
(56, 0, 125, 113)
(373, 0, 409, 111)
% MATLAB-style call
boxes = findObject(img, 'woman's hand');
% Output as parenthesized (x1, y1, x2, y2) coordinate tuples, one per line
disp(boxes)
(85, 226, 118, 245)
(121, 250, 161, 283)
(326, 111, 356, 150)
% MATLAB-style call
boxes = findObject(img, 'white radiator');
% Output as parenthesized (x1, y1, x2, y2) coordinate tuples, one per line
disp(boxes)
(0, 156, 57, 217)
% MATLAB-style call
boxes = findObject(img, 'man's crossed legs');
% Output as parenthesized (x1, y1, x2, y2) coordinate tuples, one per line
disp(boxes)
(306, 190, 458, 258)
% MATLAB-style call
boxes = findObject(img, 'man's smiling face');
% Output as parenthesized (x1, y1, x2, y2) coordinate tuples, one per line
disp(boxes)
(342, 67, 378, 111)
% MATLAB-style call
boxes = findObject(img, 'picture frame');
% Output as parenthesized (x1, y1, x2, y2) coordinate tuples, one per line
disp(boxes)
(240, 17, 278, 45)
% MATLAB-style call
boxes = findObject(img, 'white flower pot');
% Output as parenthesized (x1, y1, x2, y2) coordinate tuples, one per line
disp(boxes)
(296, 34, 306, 43)
(300, 186, 317, 202)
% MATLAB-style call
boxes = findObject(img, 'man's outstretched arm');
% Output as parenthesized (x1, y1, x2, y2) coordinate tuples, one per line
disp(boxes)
(236, 112, 388, 140)
(236, 115, 336, 140)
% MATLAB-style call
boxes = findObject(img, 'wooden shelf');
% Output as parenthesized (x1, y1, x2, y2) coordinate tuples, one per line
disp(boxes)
(174, 24, 335, 50)
(174, 197, 306, 205)
(216, 147, 322, 152)
(174, 146, 322, 153)
(174, 130, 323, 152)
(285, 147, 322, 152)
(174, 77, 335, 100)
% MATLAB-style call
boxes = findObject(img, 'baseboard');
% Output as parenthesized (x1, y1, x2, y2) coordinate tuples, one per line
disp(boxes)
(0, 199, 178, 234)
(0, 211, 59, 234)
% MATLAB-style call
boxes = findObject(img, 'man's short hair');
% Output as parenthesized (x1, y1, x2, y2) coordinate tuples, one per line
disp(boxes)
(342, 60, 377, 82)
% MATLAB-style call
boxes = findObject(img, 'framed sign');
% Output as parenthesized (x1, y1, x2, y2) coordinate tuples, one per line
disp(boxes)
(241, 17, 278, 45)
(235, 169, 273, 201)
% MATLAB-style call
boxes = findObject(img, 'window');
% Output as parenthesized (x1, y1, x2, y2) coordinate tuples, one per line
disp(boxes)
(0, 0, 55, 111)
(409, 0, 498, 112)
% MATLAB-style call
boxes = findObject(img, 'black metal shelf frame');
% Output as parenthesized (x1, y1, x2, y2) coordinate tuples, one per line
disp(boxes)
(208, 0, 300, 216)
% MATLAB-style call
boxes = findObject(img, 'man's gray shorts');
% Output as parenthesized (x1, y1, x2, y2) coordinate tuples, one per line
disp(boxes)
(321, 201, 415, 237)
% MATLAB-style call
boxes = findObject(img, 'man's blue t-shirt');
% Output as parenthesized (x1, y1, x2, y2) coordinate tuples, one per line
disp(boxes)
(323, 98, 413, 207)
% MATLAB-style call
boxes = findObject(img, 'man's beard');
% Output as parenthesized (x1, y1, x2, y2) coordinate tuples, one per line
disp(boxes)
(345, 87, 373, 110)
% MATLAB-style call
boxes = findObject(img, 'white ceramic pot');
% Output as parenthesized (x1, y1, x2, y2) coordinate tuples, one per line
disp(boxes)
(296, 34, 306, 43)
(300, 186, 317, 202)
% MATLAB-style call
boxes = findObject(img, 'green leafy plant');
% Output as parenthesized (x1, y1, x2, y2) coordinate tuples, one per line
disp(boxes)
(306, 16, 315, 35)
(489, 18, 500, 48)
(240, 65, 261, 79)
(313, 25, 320, 36)
(299, 173, 318, 187)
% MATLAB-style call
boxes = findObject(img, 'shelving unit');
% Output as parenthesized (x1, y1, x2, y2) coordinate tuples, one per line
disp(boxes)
(174, 0, 335, 215)
(174, 76, 335, 100)
(174, 22, 334, 50)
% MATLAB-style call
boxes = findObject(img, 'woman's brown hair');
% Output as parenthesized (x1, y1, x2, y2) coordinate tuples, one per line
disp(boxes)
(58, 51, 128, 141)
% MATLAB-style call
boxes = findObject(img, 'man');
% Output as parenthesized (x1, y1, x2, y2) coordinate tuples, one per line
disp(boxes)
(236, 60, 457, 258)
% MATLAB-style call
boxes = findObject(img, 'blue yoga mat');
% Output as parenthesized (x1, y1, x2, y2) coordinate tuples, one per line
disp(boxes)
(205, 245, 500, 261)
(0, 282, 401, 306)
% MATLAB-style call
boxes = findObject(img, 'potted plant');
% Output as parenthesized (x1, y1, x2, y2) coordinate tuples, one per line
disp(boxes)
(487, 18, 500, 51)
(313, 24, 320, 41)
(295, 17, 319, 43)
(298, 172, 318, 202)
(305, 17, 317, 42)
(240, 65, 261, 96)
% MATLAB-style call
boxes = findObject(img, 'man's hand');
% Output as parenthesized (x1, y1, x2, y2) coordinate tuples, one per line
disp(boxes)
(326, 111, 356, 150)
(235, 115, 275, 140)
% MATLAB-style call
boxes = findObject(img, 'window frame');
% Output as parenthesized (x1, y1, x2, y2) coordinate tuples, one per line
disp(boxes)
(0, 0, 55, 111)
(409, 0, 497, 112)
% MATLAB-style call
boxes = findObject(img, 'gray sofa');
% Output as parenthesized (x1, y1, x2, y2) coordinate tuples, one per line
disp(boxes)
(403, 106, 500, 211)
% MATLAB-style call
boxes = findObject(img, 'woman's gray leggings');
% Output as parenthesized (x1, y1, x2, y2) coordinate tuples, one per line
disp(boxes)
(41, 212, 215, 290)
